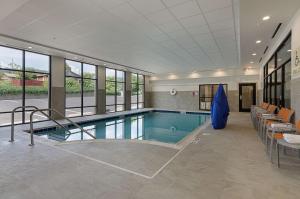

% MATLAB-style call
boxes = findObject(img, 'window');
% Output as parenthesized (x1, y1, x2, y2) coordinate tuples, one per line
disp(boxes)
(263, 33, 291, 107)
(0, 46, 50, 126)
(65, 60, 97, 117)
(131, 73, 144, 109)
(105, 68, 125, 112)
(199, 84, 228, 111)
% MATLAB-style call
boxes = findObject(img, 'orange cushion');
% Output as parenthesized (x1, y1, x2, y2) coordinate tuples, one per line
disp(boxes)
(273, 133, 283, 139)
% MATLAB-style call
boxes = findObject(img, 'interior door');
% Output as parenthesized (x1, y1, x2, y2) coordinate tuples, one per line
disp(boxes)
(239, 83, 256, 112)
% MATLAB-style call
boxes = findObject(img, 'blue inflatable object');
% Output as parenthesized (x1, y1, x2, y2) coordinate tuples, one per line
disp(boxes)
(211, 84, 230, 129)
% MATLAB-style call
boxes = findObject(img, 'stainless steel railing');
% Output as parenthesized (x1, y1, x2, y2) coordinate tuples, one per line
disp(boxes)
(29, 108, 96, 146)
(9, 106, 96, 146)
(10, 106, 39, 142)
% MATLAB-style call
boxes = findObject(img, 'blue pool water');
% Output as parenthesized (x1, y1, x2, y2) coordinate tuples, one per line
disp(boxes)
(36, 111, 209, 144)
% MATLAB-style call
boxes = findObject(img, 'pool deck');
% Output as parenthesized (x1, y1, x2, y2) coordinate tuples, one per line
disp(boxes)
(1, 112, 300, 198)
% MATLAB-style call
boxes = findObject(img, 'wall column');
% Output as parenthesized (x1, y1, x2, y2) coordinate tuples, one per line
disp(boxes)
(50, 56, 65, 119)
(96, 66, 106, 114)
(144, 75, 151, 108)
(125, 71, 132, 111)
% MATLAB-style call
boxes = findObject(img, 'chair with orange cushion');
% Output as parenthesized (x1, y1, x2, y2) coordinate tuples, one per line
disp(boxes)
(264, 108, 295, 145)
(273, 120, 300, 167)
(256, 104, 278, 132)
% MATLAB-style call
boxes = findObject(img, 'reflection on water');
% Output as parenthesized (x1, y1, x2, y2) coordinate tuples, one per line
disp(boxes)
(39, 112, 209, 144)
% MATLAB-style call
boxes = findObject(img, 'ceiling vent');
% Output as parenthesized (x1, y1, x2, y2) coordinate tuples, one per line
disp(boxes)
(264, 46, 269, 54)
(272, 23, 282, 39)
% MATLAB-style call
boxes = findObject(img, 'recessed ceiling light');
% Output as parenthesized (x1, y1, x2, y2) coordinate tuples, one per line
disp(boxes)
(262, 16, 270, 21)
(250, 61, 254, 64)
(252, 53, 257, 56)
(28, 46, 32, 49)
(287, 49, 292, 52)
(256, 40, 262, 44)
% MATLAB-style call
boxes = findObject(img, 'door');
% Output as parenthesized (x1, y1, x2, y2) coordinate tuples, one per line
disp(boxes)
(239, 83, 256, 112)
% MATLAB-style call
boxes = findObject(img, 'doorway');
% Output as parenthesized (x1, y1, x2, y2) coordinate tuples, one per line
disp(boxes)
(239, 83, 256, 112)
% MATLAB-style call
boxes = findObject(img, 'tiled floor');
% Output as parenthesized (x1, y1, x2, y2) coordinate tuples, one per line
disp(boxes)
(1, 112, 300, 199)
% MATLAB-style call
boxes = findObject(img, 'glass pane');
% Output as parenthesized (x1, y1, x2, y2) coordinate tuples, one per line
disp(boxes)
(204, 85, 212, 97)
(138, 103, 144, 109)
(271, 72, 276, 103)
(106, 105, 115, 113)
(25, 110, 50, 123)
(83, 63, 96, 79)
(138, 74, 144, 84)
(83, 79, 96, 106)
(138, 84, 144, 102)
(66, 108, 81, 117)
(83, 107, 95, 116)
(66, 77, 81, 107)
(106, 81, 115, 105)
(24, 72, 49, 122)
(277, 37, 291, 67)
(65, 60, 81, 77)
(268, 56, 275, 74)
(25, 52, 49, 73)
(116, 70, 124, 82)
(0, 70, 23, 112)
(131, 103, 137, 110)
(199, 86, 205, 98)
(0, 112, 22, 126)
(241, 86, 254, 110)
(131, 73, 138, 84)
(117, 104, 124, 112)
(0, 46, 23, 70)
(276, 68, 282, 106)
(106, 68, 115, 81)
(212, 84, 219, 95)
(131, 83, 138, 104)
(284, 62, 291, 108)
(117, 83, 124, 105)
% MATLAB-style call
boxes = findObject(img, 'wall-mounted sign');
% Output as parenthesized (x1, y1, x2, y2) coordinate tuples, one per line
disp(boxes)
(292, 47, 300, 79)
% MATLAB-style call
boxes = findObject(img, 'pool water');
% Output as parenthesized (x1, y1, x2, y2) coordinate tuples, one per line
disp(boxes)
(37, 111, 209, 144)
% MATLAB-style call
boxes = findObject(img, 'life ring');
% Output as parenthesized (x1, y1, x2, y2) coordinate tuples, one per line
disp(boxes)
(170, 89, 177, 96)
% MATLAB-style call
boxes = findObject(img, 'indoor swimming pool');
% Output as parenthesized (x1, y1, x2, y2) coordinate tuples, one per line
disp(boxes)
(35, 111, 210, 144)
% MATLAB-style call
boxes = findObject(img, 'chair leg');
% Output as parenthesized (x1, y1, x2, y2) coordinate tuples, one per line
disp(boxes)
(269, 132, 275, 163)
(277, 143, 280, 168)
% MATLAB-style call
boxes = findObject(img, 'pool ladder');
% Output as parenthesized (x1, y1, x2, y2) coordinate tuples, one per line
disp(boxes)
(9, 106, 96, 146)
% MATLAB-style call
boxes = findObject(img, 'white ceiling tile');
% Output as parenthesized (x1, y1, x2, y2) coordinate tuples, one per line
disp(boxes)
(129, 0, 165, 15)
(209, 19, 234, 31)
(169, 1, 201, 19)
(179, 14, 206, 28)
(146, 9, 174, 25)
(158, 21, 183, 33)
(197, 0, 232, 13)
(204, 6, 233, 24)
(109, 3, 142, 22)
(91, 0, 129, 9)
(163, 0, 191, 7)
(186, 24, 210, 35)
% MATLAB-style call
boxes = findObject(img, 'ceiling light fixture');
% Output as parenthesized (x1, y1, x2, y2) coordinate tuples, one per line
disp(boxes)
(252, 53, 257, 56)
(262, 16, 270, 21)
(250, 61, 254, 64)
(256, 40, 262, 44)
(28, 46, 32, 49)
(287, 49, 292, 52)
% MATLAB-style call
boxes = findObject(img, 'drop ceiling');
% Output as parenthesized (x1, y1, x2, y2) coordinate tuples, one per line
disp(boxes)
(240, 0, 300, 69)
(0, 0, 239, 74)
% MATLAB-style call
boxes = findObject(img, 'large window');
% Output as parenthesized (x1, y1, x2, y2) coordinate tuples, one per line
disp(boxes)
(105, 68, 125, 112)
(65, 60, 97, 117)
(131, 73, 144, 109)
(199, 84, 228, 111)
(0, 46, 50, 126)
(263, 34, 291, 107)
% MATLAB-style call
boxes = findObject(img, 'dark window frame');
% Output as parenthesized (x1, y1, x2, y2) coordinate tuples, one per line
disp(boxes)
(105, 67, 126, 113)
(65, 59, 98, 117)
(0, 45, 51, 127)
(199, 84, 228, 111)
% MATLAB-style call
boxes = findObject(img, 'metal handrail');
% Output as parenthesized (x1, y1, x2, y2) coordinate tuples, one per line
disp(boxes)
(10, 106, 39, 142)
(29, 108, 96, 146)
